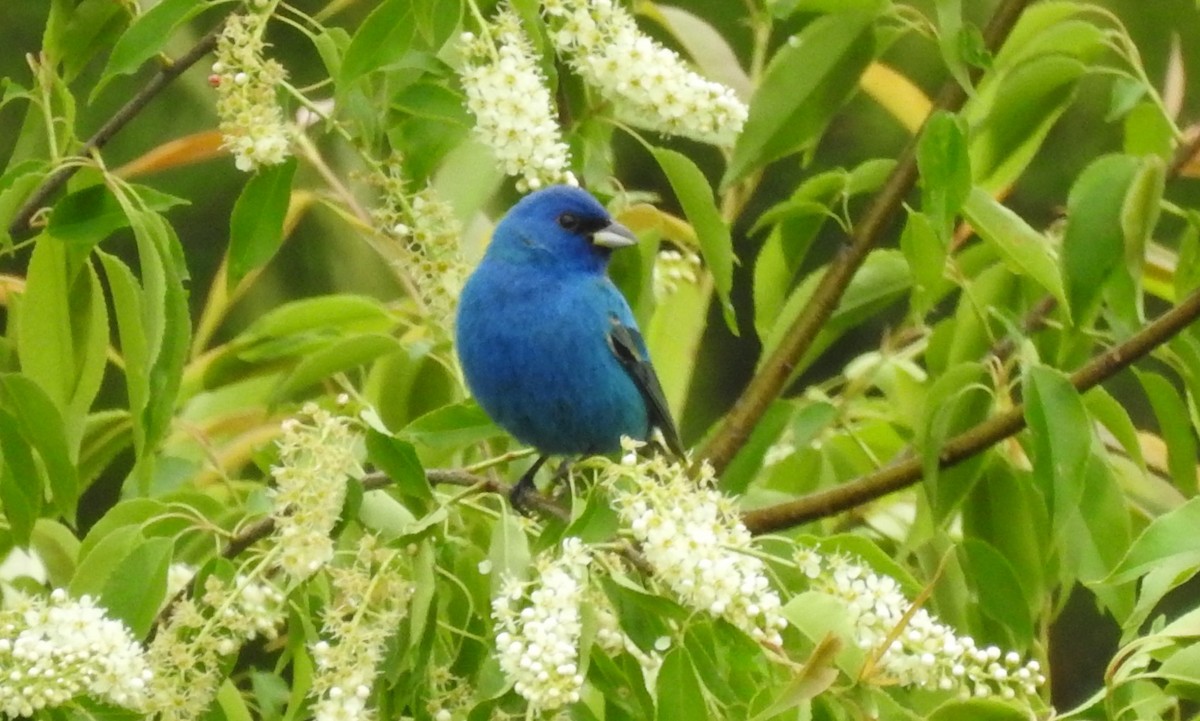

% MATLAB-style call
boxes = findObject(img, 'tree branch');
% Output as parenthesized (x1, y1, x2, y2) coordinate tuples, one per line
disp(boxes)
(699, 0, 1033, 475)
(7, 25, 223, 239)
(743, 283, 1200, 534)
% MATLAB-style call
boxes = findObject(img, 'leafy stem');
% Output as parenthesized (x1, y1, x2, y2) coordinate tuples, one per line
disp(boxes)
(8, 24, 225, 240)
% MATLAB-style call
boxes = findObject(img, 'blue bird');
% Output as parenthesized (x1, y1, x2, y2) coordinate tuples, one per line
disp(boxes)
(455, 186, 683, 506)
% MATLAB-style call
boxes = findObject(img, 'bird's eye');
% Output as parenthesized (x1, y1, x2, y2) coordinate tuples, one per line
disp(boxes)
(557, 212, 580, 231)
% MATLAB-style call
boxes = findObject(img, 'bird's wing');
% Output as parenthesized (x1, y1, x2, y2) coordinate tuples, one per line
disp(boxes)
(606, 319, 685, 457)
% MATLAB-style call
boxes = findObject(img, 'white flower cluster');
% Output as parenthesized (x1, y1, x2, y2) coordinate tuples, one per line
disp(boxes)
(372, 163, 466, 324)
(542, 0, 748, 146)
(798, 550, 1046, 699)
(604, 441, 787, 646)
(146, 569, 285, 721)
(459, 11, 578, 192)
(492, 537, 590, 711)
(212, 8, 291, 172)
(652, 247, 702, 300)
(270, 403, 363, 581)
(0, 589, 152, 717)
(309, 537, 411, 721)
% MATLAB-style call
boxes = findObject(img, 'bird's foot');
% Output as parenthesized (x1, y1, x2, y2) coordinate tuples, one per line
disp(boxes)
(508, 455, 548, 514)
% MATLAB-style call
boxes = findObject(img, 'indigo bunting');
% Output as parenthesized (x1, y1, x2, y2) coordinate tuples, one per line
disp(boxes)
(456, 186, 683, 505)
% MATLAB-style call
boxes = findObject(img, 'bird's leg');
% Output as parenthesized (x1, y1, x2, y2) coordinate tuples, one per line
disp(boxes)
(509, 455, 549, 513)
(547, 459, 574, 500)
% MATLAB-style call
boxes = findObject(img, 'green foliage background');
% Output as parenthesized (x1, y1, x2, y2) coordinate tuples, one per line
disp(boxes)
(3, 0, 1200, 719)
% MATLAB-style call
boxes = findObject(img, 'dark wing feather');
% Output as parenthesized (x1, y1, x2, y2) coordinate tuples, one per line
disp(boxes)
(607, 320, 685, 457)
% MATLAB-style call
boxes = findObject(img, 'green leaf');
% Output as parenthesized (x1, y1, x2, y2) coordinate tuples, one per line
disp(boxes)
(339, 0, 417, 88)
(927, 698, 1030, 721)
(724, 12, 876, 185)
(0, 374, 78, 519)
(488, 510, 530, 595)
(0, 160, 49, 248)
(126, 211, 191, 489)
(1137, 370, 1198, 495)
(274, 333, 403, 400)
(365, 430, 431, 502)
(1106, 496, 1200, 584)
(1124, 101, 1176, 158)
(49, 184, 130, 251)
(961, 539, 1033, 645)
(760, 250, 911, 380)
(97, 252, 150, 456)
(650, 147, 737, 332)
(1024, 365, 1092, 530)
(782, 591, 866, 676)
(99, 536, 172, 637)
(401, 400, 500, 450)
(1084, 386, 1145, 473)
(919, 362, 992, 519)
(967, 56, 1086, 192)
(656, 648, 709, 721)
(242, 295, 395, 342)
(228, 158, 297, 288)
(17, 237, 74, 409)
(0, 410, 43, 546)
(900, 209, 950, 317)
(917, 111, 971, 240)
(30, 520, 79, 587)
(961, 188, 1066, 312)
(357, 490, 421, 540)
(770, 0, 886, 15)
(95, 0, 208, 98)
(1061, 154, 1142, 324)
(44, 0, 129, 82)
(67, 260, 109, 445)
(70, 525, 143, 598)
(647, 272, 707, 420)
(1068, 452, 1134, 619)
(751, 171, 843, 340)
(934, 0, 974, 91)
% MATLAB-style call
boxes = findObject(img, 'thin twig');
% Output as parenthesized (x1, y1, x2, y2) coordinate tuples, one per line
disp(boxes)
(8, 26, 223, 239)
(742, 283, 1200, 534)
(698, 0, 1033, 475)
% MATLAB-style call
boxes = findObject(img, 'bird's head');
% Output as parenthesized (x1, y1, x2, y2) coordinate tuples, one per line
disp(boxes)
(487, 185, 637, 273)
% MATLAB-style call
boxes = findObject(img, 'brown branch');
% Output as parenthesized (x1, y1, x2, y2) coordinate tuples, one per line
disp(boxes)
(7, 25, 223, 239)
(699, 0, 1033, 475)
(743, 283, 1200, 534)
(742, 109, 1200, 535)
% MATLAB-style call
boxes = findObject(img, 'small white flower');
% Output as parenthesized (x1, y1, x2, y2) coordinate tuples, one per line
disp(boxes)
(370, 165, 466, 324)
(212, 10, 291, 172)
(269, 404, 363, 581)
(0, 592, 151, 716)
(492, 538, 590, 711)
(652, 248, 703, 300)
(603, 448, 786, 646)
(804, 551, 1044, 699)
(542, 0, 747, 145)
(458, 10, 577, 191)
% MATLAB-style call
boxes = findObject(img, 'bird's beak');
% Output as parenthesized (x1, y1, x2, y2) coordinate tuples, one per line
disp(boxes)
(592, 221, 637, 249)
